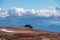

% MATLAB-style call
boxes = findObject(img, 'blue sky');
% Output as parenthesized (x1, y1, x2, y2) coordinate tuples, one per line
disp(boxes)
(0, 0, 60, 32)
(0, 0, 60, 9)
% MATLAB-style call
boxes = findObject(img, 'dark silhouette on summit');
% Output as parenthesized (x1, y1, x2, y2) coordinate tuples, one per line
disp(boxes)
(23, 24, 33, 29)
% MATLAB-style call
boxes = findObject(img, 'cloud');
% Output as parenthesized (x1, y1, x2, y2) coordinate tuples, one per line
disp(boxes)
(8, 7, 27, 16)
(0, 9, 9, 18)
(36, 7, 60, 17)
(0, 7, 60, 17)
(37, 18, 60, 26)
(48, 18, 60, 25)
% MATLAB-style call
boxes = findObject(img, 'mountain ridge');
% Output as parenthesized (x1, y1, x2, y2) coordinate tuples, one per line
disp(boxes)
(0, 25, 60, 40)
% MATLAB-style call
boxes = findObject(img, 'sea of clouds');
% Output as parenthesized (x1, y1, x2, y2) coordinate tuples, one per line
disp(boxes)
(0, 7, 60, 18)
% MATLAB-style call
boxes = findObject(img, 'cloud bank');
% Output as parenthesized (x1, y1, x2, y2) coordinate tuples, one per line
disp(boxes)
(0, 8, 9, 17)
(0, 7, 60, 27)
(0, 7, 60, 18)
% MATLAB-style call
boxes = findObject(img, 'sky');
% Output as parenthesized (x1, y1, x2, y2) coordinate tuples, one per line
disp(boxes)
(0, 0, 60, 32)
(0, 0, 60, 9)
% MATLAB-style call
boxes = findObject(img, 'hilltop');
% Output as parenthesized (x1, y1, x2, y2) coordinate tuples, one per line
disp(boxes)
(0, 25, 60, 40)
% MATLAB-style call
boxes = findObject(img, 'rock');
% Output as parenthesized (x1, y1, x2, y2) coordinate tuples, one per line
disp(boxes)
(0, 25, 60, 40)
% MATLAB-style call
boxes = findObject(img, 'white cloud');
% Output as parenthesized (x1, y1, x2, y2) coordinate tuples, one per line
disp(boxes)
(0, 7, 60, 17)
(35, 7, 60, 17)
(9, 7, 27, 16)
(0, 9, 9, 18)
(30, 9, 36, 14)
(36, 19, 60, 26)
(48, 19, 60, 25)
(0, 8, 1, 10)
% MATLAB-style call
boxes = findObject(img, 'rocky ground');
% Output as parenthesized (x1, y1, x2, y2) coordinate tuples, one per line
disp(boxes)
(0, 25, 60, 40)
